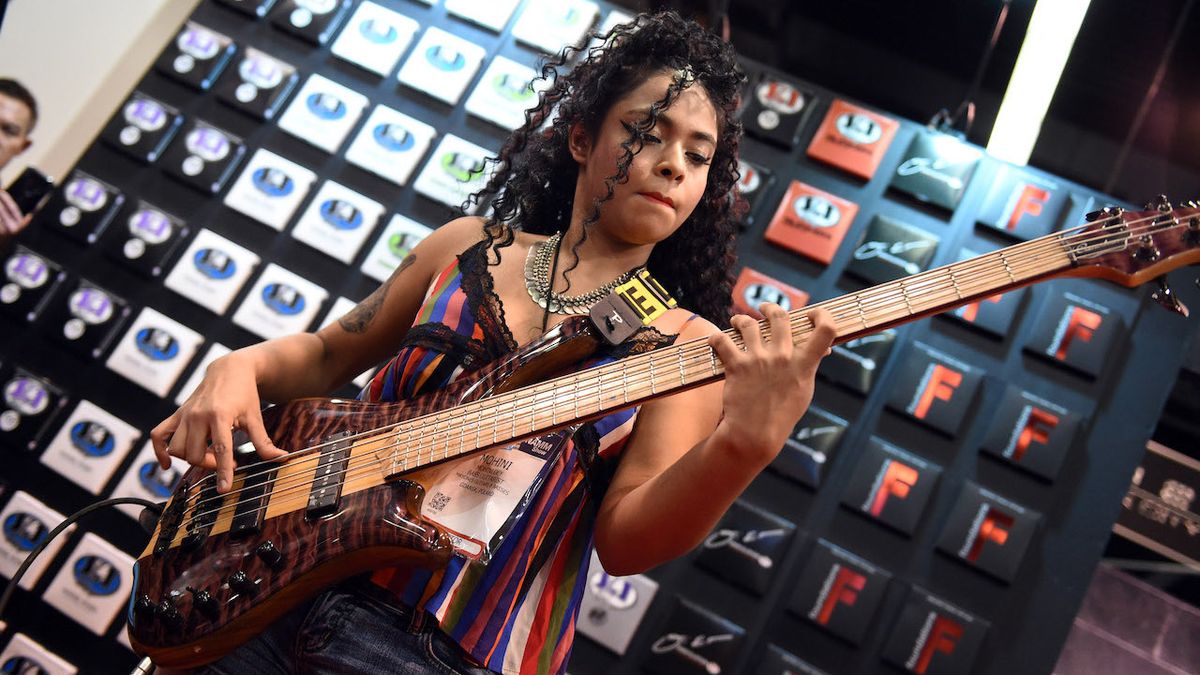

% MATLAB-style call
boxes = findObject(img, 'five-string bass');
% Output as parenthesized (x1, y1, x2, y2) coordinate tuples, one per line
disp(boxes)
(128, 200, 1200, 667)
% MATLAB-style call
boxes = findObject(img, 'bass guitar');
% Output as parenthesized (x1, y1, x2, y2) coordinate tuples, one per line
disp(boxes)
(128, 200, 1200, 667)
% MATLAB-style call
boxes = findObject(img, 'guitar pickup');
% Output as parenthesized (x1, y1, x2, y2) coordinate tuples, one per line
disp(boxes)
(153, 487, 189, 555)
(180, 481, 222, 552)
(229, 465, 277, 538)
(306, 432, 353, 519)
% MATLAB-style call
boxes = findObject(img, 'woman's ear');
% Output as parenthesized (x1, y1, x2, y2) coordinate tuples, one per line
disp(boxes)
(568, 122, 591, 164)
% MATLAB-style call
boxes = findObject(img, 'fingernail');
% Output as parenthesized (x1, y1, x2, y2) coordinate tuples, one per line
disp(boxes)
(219, 477, 229, 491)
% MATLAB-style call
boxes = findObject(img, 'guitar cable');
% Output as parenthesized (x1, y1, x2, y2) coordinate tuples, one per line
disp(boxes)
(0, 497, 163, 672)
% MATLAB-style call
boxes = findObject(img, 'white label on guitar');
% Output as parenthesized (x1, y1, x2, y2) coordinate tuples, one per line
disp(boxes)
(415, 433, 567, 560)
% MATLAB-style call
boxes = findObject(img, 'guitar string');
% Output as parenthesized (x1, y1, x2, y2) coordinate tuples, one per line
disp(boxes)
(167, 210, 1192, 527)
(173, 206, 1168, 490)
(175, 208, 1127, 486)
(168, 210, 1193, 530)
(165, 213, 1197, 530)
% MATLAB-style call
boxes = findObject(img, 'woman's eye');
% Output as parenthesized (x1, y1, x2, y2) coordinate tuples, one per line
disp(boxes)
(688, 153, 711, 165)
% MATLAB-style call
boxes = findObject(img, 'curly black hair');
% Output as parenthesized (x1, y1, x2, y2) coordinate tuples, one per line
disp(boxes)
(466, 11, 746, 327)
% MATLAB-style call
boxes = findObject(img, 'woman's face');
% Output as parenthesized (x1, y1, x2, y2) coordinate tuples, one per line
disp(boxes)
(571, 71, 720, 246)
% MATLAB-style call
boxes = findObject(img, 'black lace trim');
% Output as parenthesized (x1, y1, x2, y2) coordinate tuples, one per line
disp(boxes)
(456, 239, 519, 358)
(398, 321, 492, 391)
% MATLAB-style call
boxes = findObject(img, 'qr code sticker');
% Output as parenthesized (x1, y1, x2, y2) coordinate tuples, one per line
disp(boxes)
(428, 491, 451, 512)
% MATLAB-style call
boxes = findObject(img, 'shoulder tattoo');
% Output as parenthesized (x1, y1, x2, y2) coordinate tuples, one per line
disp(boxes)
(338, 253, 417, 334)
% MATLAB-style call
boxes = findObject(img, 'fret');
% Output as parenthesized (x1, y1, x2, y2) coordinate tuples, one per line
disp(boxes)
(431, 419, 439, 461)
(592, 369, 604, 415)
(422, 424, 431, 465)
(899, 278, 915, 316)
(949, 265, 963, 301)
(491, 406, 499, 444)
(419, 425, 428, 466)
(709, 346, 717, 376)
(459, 421, 466, 458)
(401, 428, 411, 471)
(392, 430, 404, 473)
(572, 373, 580, 420)
(597, 368, 607, 409)
(1000, 252, 1016, 283)
(677, 348, 686, 385)
(855, 293, 868, 329)
(649, 358, 656, 395)
(420, 422, 429, 466)
(622, 364, 629, 403)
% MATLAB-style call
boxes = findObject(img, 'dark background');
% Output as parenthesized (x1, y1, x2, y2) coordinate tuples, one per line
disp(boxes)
(626, 0, 1200, 609)
(628, 0, 1200, 205)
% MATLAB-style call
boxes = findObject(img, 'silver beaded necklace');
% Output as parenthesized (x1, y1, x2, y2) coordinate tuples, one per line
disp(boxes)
(524, 231, 643, 315)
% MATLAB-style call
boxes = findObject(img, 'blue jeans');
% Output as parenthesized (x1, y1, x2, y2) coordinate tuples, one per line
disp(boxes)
(192, 582, 495, 674)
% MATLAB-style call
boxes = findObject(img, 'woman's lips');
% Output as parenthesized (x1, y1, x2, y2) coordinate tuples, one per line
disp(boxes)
(639, 192, 674, 209)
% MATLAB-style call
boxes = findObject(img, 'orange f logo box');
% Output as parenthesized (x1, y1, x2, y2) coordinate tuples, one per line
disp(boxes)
(957, 294, 1002, 323)
(1012, 407, 1059, 462)
(813, 565, 866, 625)
(1004, 184, 1050, 231)
(911, 616, 964, 674)
(868, 461, 918, 516)
(1052, 306, 1101, 360)
(966, 508, 1015, 562)
(911, 364, 962, 419)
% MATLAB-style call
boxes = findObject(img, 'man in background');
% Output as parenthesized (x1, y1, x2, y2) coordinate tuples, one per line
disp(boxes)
(0, 78, 38, 247)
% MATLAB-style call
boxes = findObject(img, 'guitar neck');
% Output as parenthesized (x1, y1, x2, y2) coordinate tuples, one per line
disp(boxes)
(381, 231, 1075, 472)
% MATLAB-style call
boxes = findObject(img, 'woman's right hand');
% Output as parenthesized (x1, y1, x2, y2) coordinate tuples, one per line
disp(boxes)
(150, 352, 287, 493)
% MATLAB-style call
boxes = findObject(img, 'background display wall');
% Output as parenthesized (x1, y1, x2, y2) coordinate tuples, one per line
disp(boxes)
(0, 1, 1197, 674)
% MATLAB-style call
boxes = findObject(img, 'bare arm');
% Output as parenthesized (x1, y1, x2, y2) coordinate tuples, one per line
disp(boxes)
(151, 216, 487, 491)
(593, 305, 836, 575)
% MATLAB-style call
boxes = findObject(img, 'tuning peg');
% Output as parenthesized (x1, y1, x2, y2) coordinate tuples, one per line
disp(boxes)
(1146, 195, 1173, 212)
(1152, 277, 1189, 318)
(1086, 205, 1123, 221)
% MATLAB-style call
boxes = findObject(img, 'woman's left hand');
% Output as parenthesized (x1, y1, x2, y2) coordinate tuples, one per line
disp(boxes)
(707, 304, 837, 461)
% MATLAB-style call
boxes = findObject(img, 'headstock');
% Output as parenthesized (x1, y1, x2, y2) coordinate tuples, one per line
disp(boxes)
(1064, 195, 1200, 315)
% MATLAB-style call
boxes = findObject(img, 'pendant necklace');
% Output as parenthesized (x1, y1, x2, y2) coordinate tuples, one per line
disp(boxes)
(524, 231, 643, 316)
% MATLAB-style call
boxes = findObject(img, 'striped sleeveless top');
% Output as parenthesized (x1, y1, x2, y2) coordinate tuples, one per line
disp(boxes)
(359, 239, 677, 674)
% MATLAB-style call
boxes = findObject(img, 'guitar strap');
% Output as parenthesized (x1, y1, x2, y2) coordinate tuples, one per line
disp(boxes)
(577, 269, 678, 502)
(588, 268, 678, 345)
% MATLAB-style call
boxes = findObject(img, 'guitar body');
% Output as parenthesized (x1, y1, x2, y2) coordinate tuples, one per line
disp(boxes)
(128, 318, 603, 668)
